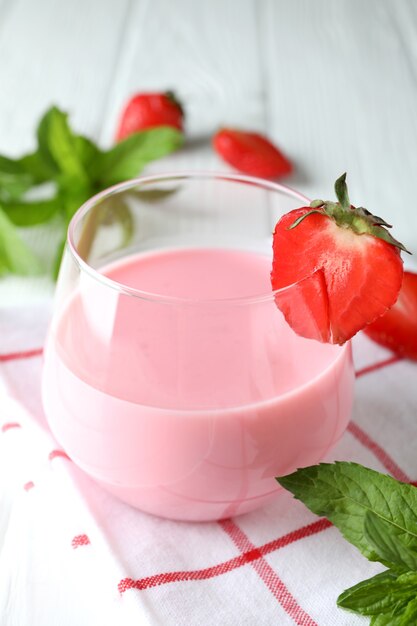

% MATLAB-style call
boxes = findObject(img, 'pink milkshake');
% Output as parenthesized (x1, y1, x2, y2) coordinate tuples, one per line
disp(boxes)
(42, 246, 353, 521)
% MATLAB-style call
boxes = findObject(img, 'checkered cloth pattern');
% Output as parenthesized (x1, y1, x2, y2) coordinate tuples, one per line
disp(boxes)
(0, 303, 416, 626)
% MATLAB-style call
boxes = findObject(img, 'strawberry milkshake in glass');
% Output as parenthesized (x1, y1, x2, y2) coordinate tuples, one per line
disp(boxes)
(42, 173, 354, 521)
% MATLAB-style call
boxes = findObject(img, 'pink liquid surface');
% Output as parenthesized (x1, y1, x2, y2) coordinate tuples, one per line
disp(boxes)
(42, 248, 353, 521)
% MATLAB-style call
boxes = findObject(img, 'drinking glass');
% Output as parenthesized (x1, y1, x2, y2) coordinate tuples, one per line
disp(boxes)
(42, 172, 353, 521)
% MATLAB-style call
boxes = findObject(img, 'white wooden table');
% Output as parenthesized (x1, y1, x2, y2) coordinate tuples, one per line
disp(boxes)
(1, 0, 417, 306)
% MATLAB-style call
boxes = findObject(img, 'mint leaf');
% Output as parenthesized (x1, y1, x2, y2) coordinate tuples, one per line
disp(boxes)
(131, 186, 179, 203)
(36, 107, 65, 174)
(337, 570, 417, 616)
(52, 237, 66, 280)
(58, 178, 92, 223)
(99, 196, 133, 246)
(37, 107, 89, 183)
(77, 195, 133, 262)
(365, 511, 417, 572)
(18, 150, 57, 183)
(0, 171, 32, 202)
(73, 135, 101, 172)
(0, 155, 34, 201)
(369, 597, 417, 625)
(3, 197, 61, 226)
(49, 183, 93, 276)
(277, 462, 417, 564)
(94, 127, 183, 186)
(0, 154, 26, 174)
(278, 462, 417, 625)
(0, 107, 182, 278)
(0, 205, 42, 275)
(0, 150, 57, 204)
(371, 614, 403, 625)
(398, 597, 417, 624)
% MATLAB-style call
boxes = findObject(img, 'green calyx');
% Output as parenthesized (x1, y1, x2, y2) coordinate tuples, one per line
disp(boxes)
(165, 90, 184, 116)
(289, 173, 410, 254)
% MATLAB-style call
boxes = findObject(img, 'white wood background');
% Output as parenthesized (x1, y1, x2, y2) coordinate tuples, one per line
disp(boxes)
(1, 0, 417, 305)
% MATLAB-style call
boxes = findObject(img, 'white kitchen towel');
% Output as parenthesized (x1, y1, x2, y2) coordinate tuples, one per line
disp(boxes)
(0, 303, 416, 626)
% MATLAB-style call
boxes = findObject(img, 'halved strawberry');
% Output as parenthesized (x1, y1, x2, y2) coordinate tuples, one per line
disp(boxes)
(271, 174, 408, 345)
(363, 270, 417, 359)
(213, 128, 293, 179)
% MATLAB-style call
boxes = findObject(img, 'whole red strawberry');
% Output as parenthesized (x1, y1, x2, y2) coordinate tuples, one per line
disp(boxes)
(116, 91, 184, 141)
(271, 174, 408, 344)
(363, 270, 417, 359)
(213, 128, 293, 179)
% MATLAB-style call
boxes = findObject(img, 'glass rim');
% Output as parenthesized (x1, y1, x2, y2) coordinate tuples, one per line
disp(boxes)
(67, 170, 310, 306)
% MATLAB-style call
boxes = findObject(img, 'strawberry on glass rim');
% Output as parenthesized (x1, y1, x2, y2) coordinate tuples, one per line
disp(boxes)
(271, 174, 410, 345)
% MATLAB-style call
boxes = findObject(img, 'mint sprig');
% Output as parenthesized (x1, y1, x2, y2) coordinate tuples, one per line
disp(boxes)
(337, 570, 417, 620)
(277, 462, 417, 625)
(0, 106, 183, 277)
(0, 205, 43, 276)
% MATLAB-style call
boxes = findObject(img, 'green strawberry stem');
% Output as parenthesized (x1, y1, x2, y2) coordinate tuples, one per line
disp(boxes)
(165, 90, 184, 116)
(334, 172, 350, 211)
(288, 173, 411, 254)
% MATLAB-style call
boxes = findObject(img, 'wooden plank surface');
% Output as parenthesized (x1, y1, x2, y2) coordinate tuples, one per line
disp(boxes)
(262, 0, 417, 248)
(1, 0, 417, 305)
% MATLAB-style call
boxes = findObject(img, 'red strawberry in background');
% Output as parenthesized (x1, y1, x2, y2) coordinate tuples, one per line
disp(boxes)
(116, 91, 184, 141)
(363, 270, 417, 359)
(213, 128, 293, 179)
(271, 174, 408, 345)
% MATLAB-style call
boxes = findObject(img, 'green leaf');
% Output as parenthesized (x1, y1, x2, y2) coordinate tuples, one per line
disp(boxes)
(337, 570, 417, 616)
(52, 237, 66, 280)
(94, 127, 183, 187)
(0, 107, 182, 279)
(334, 172, 350, 210)
(277, 462, 417, 564)
(0, 171, 33, 202)
(131, 186, 179, 203)
(369, 597, 417, 625)
(73, 135, 101, 172)
(0, 154, 34, 200)
(59, 180, 93, 223)
(36, 108, 62, 174)
(18, 150, 57, 183)
(100, 196, 133, 246)
(398, 597, 417, 624)
(0, 150, 57, 203)
(365, 511, 417, 572)
(3, 197, 61, 226)
(10, 136, 97, 187)
(36, 106, 89, 183)
(0, 154, 26, 175)
(371, 614, 402, 625)
(77, 195, 133, 262)
(0, 205, 42, 276)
